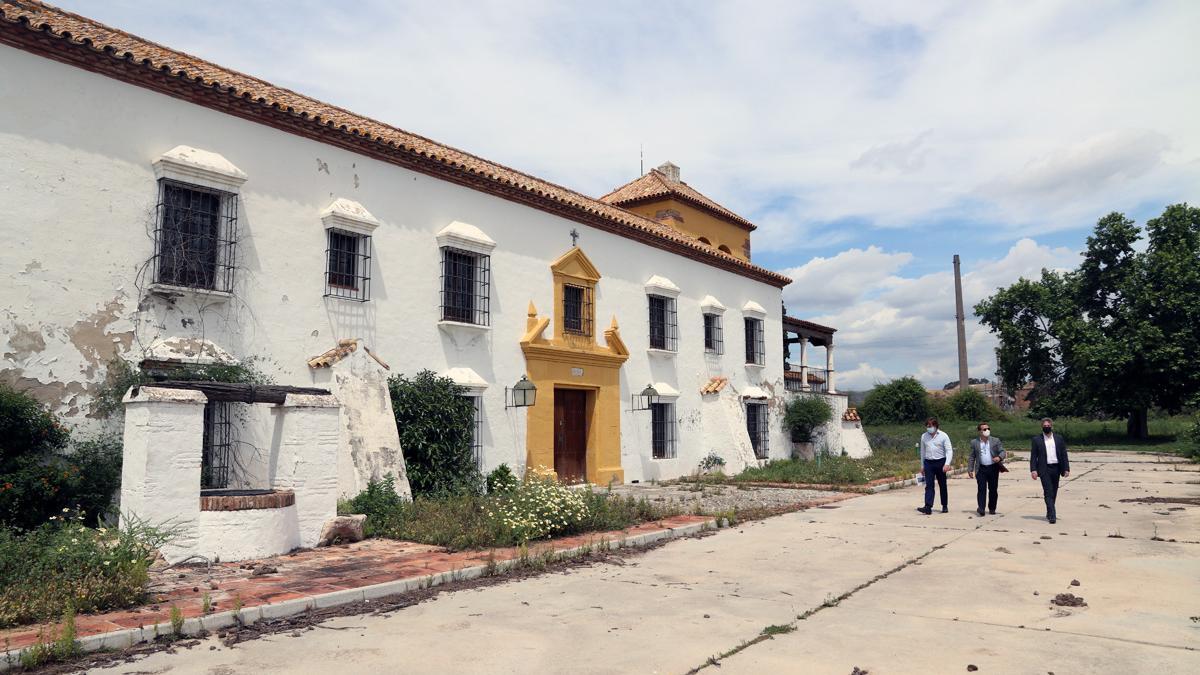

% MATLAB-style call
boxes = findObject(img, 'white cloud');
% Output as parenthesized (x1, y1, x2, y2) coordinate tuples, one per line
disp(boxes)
(781, 246, 913, 312)
(62, 0, 1200, 247)
(797, 239, 1079, 389)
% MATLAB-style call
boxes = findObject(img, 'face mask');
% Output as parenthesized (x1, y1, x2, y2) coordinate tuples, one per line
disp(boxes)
(1043, 426, 1052, 434)
(926, 426, 936, 434)
(981, 430, 991, 438)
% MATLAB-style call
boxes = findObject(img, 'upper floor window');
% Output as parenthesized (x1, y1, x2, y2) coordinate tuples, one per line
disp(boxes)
(704, 313, 724, 354)
(648, 294, 678, 351)
(154, 180, 238, 292)
(744, 317, 765, 365)
(321, 198, 380, 302)
(651, 401, 677, 459)
(325, 229, 372, 301)
(441, 247, 491, 325)
(151, 146, 246, 294)
(563, 283, 593, 336)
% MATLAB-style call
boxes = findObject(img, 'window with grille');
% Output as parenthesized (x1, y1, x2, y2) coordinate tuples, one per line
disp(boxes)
(325, 229, 372, 301)
(651, 401, 677, 459)
(440, 247, 491, 325)
(201, 401, 233, 489)
(563, 283, 593, 336)
(154, 180, 238, 292)
(746, 402, 769, 459)
(744, 317, 765, 365)
(465, 395, 483, 469)
(648, 295, 678, 351)
(704, 313, 724, 354)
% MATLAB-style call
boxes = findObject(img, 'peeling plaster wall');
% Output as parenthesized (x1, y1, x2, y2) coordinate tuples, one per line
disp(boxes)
(1, 44, 790, 483)
(311, 349, 411, 500)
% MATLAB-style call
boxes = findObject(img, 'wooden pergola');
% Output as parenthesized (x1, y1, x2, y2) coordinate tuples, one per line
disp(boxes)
(783, 315, 837, 393)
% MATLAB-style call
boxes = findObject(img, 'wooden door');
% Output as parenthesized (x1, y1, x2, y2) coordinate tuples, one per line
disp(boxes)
(554, 389, 588, 482)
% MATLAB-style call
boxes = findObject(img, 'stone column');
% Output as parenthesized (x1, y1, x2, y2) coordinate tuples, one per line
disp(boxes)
(271, 393, 341, 549)
(799, 340, 810, 391)
(826, 344, 837, 394)
(120, 386, 207, 564)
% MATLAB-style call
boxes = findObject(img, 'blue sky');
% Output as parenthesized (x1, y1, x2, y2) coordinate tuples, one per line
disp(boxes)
(57, 0, 1200, 389)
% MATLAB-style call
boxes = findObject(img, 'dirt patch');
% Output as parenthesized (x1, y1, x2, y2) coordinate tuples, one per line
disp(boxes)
(1051, 593, 1087, 607)
(1118, 497, 1200, 506)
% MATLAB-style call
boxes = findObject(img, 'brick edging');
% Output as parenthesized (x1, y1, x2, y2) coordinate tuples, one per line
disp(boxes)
(0, 519, 717, 670)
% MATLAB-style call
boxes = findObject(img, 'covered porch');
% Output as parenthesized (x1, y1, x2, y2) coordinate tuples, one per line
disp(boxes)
(783, 315, 837, 394)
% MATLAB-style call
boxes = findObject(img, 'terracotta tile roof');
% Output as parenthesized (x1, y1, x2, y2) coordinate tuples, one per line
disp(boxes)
(700, 376, 728, 395)
(783, 315, 837, 335)
(600, 169, 756, 230)
(0, 0, 788, 287)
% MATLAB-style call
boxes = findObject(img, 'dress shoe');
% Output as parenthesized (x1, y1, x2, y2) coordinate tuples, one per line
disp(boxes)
(989, 510, 997, 515)
(976, 509, 984, 517)
(1048, 518, 1056, 524)
(917, 506, 932, 515)
(942, 506, 948, 513)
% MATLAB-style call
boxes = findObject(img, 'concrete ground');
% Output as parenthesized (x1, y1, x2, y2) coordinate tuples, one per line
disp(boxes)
(93, 452, 1199, 675)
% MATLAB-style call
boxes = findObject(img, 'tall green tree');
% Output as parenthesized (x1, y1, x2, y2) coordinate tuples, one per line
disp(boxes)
(975, 204, 1200, 438)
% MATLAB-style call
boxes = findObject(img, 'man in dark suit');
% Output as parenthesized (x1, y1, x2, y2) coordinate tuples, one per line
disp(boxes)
(968, 422, 1005, 516)
(1030, 417, 1070, 523)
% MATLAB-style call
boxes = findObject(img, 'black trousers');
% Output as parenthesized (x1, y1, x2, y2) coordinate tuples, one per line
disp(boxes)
(923, 458, 948, 509)
(975, 464, 1000, 513)
(1039, 470, 1062, 520)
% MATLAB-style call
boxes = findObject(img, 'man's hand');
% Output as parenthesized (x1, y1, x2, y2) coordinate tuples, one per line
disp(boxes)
(919, 467, 925, 476)
(1064, 471, 1070, 478)
(942, 464, 950, 473)
(1031, 471, 1038, 479)
(968, 472, 974, 479)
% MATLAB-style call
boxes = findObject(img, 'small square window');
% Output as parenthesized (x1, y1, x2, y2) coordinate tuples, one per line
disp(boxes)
(746, 402, 769, 459)
(154, 180, 238, 292)
(744, 317, 765, 366)
(648, 295, 678, 351)
(325, 229, 372, 301)
(704, 313, 724, 354)
(651, 401, 677, 459)
(563, 283, 593, 336)
(441, 247, 491, 325)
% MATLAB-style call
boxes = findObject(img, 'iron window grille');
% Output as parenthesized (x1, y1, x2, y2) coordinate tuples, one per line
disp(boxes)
(745, 317, 766, 365)
(746, 402, 769, 459)
(325, 228, 372, 301)
(465, 395, 483, 469)
(704, 313, 724, 354)
(651, 401, 677, 459)
(201, 401, 234, 489)
(440, 247, 491, 325)
(563, 283, 593, 336)
(648, 295, 678, 351)
(153, 180, 238, 292)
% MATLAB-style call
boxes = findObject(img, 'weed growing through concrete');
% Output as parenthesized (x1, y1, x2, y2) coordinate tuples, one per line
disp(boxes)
(169, 605, 183, 637)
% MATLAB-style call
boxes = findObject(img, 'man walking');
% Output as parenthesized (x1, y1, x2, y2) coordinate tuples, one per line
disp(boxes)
(968, 422, 1005, 516)
(917, 417, 952, 515)
(1030, 417, 1070, 523)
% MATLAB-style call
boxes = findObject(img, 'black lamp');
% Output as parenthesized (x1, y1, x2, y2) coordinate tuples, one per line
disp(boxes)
(632, 383, 659, 411)
(505, 375, 537, 409)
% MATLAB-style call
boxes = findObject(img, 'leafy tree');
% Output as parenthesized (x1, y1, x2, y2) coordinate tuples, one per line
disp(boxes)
(783, 396, 833, 442)
(948, 388, 995, 422)
(388, 370, 481, 497)
(976, 204, 1200, 438)
(859, 377, 929, 425)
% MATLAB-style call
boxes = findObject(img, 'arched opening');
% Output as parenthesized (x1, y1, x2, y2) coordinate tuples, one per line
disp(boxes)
(718, 244, 733, 255)
(697, 237, 712, 246)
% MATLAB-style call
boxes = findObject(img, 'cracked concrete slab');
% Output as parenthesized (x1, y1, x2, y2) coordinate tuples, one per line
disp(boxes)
(90, 452, 1198, 674)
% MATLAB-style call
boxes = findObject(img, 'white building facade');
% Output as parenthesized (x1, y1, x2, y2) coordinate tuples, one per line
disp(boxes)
(0, 2, 849, 493)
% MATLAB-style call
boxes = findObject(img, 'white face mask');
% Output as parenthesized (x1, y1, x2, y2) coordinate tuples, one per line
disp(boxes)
(981, 430, 991, 438)
(926, 426, 936, 435)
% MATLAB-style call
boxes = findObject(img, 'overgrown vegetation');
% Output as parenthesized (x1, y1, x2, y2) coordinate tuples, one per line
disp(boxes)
(0, 384, 123, 529)
(340, 473, 682, 551)
(91, 356, 274, 420)
(858, 377, 929, 425)
(783, 395, 833, 443)
(0, 512, 174, 628)
(732, 444, 965, 486)
(388, 371, 481, 497)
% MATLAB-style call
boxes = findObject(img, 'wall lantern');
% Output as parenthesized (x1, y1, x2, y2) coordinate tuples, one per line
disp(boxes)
(632, 383, 659, 412)
(505, 375, 537, 409)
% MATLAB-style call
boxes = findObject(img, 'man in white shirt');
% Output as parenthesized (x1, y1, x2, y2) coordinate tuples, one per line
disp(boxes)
(1030, 417, 1071, 523)
(916, 417, 952, 515)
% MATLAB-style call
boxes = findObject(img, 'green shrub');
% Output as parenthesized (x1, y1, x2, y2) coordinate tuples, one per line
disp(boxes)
(783, 396, 833, 442)
(697, 452, 727, 473)
(948, 388, 1002, 422)
(859, 377, 929, 425)
(388, 371, 481, 497)
(0, 386, 123, 530)
(0, 514, 173, 628)
(486, 464, 519, 494)
(489, 474, 588, 543)
(339, 473, 407, 538)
